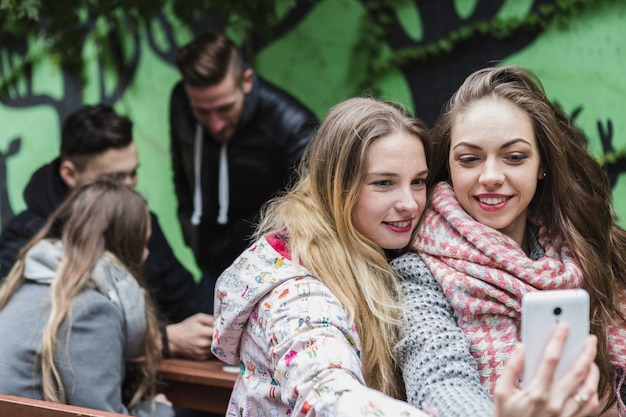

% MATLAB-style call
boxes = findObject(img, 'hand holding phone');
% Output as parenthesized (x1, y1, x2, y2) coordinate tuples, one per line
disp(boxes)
(520, 289, 589, 386)
(495, 322, 600, 417)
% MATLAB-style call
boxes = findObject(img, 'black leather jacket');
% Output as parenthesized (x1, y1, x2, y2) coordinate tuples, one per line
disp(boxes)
(169, 73, 317, 279)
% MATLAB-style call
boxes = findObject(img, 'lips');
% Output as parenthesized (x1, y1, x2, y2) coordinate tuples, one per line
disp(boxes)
(384, 219, 414, 234)
(477, 196, 508, 205)
(387, 220, 412, 228)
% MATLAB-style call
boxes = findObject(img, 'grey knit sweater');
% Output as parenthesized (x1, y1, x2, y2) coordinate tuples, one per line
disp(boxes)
(392, 252, 493, 417)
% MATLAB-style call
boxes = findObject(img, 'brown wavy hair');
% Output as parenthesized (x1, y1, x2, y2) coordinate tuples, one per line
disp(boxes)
(431, 65, 626, 407)
(0, 178, 161, 409)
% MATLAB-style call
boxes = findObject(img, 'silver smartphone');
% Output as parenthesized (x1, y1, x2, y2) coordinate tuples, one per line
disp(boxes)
(520, 289, 590, 386)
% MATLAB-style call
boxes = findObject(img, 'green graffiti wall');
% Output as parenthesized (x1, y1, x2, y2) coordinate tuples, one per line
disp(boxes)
(1, 0, 624, 277)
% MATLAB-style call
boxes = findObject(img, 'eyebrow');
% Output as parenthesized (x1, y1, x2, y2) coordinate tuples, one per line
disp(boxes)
(193, 100, 236, 113)
(366, 168, 429, 177)
(108, 164, 139, 175)
(452, 138, 532, 151)
(366, 171, 397, 177)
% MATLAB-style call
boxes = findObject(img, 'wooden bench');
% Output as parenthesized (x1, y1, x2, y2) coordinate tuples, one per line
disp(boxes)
(0, 393, 128, 417)
(158, 358, 236, 413)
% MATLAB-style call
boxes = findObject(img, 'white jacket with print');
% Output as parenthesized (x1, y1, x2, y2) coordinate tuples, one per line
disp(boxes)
(212, 236, 427, 417)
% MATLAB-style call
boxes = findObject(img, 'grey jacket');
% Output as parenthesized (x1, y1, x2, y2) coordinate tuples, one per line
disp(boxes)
(392, 252, 493, 417)
(0, 243, 174, 417)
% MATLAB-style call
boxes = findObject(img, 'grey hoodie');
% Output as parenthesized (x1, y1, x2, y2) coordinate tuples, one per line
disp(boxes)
(0, 240, 174, 417)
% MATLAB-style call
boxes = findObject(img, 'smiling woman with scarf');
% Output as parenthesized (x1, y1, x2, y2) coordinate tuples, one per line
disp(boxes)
(0, 178, 174, 417)
(210, 95, 600, 417)
(394, 65, 626, 417)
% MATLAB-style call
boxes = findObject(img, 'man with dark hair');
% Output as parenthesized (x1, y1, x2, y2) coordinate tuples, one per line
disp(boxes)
(170, 31, 317, 293)
(0, 104, 215, 361)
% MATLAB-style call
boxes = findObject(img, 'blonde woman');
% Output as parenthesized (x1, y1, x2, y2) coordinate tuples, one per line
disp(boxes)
(211, 96, 595, 417)
(0, 179, 173, 417)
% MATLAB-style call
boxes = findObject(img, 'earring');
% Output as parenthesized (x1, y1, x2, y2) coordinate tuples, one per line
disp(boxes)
(543, 171, 547, 178)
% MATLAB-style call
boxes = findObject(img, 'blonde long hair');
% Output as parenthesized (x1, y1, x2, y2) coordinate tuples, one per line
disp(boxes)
(256, 97, 431, 398)
(0, 179, 160, 408)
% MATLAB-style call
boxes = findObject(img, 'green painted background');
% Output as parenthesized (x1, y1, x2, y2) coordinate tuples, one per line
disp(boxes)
(1, 0, 624, 278)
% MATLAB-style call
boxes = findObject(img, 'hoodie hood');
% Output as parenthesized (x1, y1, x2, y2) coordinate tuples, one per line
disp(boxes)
(23, 158, 68, 219)
(23, 239, 147, 359)
(212, 235, 311, 365)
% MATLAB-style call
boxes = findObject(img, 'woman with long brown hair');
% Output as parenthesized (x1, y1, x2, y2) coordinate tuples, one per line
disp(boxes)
(396, 65, 621, 416)
(0, 178, 173, 417)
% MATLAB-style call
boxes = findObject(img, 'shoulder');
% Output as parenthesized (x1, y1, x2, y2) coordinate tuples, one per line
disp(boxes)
(218, 237, 310, 298)
(146, 211, 166, 242)
(265, 274, 335, 305)
(11, 285, 124, 336)
(0, 210, 45, 276)
(73, 287, 123, 313)
(1, 210, 44, 239)
(169, 81, 195, 128)
(65, 290, 126, 352)
(169, 80, 186, 102)
(69, 288, 125, 335)
(255, 77, 317, 125)
(215, 237, 313, 310)
(390, 251, 431, 279)
(144, 211, 174, 256)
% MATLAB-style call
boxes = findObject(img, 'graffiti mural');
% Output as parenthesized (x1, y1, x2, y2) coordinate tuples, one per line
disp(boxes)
(1, 0, 624, 274)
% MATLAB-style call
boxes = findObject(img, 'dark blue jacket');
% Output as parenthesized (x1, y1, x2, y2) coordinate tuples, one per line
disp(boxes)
(0, 159, 212, 323)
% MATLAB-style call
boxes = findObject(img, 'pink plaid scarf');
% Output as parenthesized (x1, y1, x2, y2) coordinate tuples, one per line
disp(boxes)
(416, 182, 626, 408)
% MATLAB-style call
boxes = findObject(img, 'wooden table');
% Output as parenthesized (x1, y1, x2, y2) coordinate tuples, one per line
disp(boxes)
(158, 358, 237, 414)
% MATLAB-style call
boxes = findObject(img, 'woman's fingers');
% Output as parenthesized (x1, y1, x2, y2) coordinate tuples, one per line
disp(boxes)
(575, 362, 600, 416)
(494, 325, 601, 417)
(548, 334, 598, 412)
(494, 342, 524, 399)
(530, 322, 570, 394)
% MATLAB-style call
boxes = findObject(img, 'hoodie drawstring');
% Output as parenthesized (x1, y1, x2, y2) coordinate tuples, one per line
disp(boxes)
(192, 123, 229, 226)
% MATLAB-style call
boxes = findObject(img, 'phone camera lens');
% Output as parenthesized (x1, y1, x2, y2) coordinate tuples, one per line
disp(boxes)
(553, 307, 562, 316)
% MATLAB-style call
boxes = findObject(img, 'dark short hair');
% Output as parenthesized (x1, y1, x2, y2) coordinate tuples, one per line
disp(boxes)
(175, 31, 244, 88)
(60, 105, 133, 170)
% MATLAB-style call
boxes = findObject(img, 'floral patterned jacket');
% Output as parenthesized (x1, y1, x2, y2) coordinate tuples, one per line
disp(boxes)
(212, 234, 428, 417)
